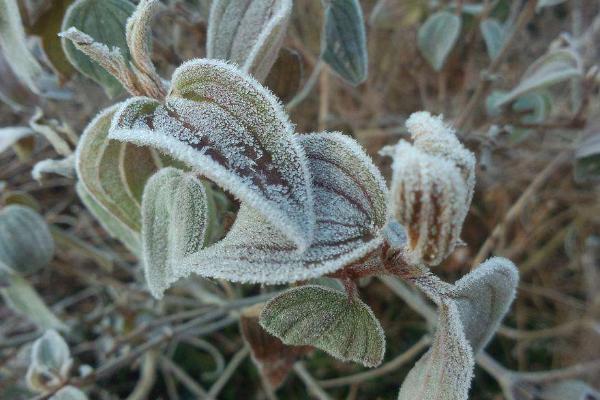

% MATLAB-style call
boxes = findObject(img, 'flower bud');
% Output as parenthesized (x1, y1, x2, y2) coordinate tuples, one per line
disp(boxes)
(383, 112, 476, 266)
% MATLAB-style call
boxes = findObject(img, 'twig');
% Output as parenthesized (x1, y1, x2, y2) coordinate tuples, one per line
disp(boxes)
(294, 363, 333, 400)
(206, 346, 250, 399)
(160, 356, 209, 398)
(472, 150, 570, 267)
(319, 335, 432, 388)
(454, 0, 538, 130)
(126, 351, 159, 400)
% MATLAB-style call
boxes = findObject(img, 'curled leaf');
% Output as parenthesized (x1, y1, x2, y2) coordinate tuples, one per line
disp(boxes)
(0, 205, 54, 275)
(260, 285, 385, 367)
(173, 132, 387, 286)
(0, 126, 35, 155)
(141, 168, 212, 298)
(207, 0, 292, 81)
(109, 59, 315, 252)
(321, 0, 368, 86)
(30, 329, 72, 377)
(61, 0, 136, 97)
(32, 154, 76, 182)
(418, 11, 461, 71)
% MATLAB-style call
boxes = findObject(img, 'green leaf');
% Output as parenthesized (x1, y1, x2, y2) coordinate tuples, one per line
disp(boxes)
(61, 0, 135, 97)
(0, 0, 49, 94)
(1, 274, 67, 331)
(493, 49, 583, 108)
(141, 168, 213, 298)
(173, 132, 387, 286)
(260, 285, 385, 367)
(398, 299, 474, 400)
(450, 257, 518, 354)
(31, 329, 72, 375)
(512, 91, 552, 124)
(207, 0, 292, 82)
(75, 104, 164, 249)
(0, 205, 54, 275)
(321, 0, 368, 86)
(575, 133, 600, 183)
(109, 59, 315, 252)
(536, 0, 566, 12)
(418, 11, 461, 71)
(480, 18, 504, 60)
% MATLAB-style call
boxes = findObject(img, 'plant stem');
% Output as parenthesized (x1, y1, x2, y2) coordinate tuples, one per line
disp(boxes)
(294, 363, 333, 400)
(206, 346, 250, 399)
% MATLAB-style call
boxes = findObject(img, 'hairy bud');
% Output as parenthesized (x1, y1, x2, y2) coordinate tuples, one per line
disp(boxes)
(384, 112, 475, 266)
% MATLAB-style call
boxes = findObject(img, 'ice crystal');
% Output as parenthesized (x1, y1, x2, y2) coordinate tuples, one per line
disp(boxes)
(109, 59, 315, 251)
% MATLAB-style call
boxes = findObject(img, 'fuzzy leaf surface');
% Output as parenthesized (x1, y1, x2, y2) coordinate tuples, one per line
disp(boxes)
(61, 0, 135, 97)
(207, 0, 292, 81)
(109, 59, 315, 251)
(398, 299, 474, 400)
(172, 132, 387, 287)
(418, 11, 461, 71)
(321, 0, 368, 86)
(450, 257, 518, 354)
(0, 205, 54, 275)
(260, 285, 385, 367)
(141, 168, 212, 298)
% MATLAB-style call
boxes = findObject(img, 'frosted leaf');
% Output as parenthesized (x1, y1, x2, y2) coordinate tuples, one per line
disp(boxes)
(260, 285, 386, 367)
(385, 141, 468, 266)
(76, 183, 141, 257)
(450, 257, 518, 354)
(76, 104, 163, 239)
(169, 132, 387, 287)
(0, 126, 34, 155)
(51, 386, 88, 400)
(398, 299, 474, 400)
(109, 59, 315, 251)
(0, 205, 54, 275)
(0, 0, 49, 94)
(418, 11, 462, 71)
(492, 48, 583, 108)
(32, 154, 76, 182)
(31, 330, 72, 378)
(241, 303, 312, 389)
(141, 168, 211, 298)
(2, 274, 67, 331)
(207, 0, 292, 82)
(321, 0, 369, 86)
(405, 111, 476, 205)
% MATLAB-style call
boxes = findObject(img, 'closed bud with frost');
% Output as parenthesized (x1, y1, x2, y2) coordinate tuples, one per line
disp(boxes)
(383, 112, 475, 266)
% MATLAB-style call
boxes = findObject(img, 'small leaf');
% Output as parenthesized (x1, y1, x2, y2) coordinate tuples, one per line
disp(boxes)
(32, 154, 76, 182)
(51, 386, 88, 400)
(260, 285, 385, 367)
(480, 18, 504, 60)
(0, 126, 35, 155)
(321, 0, 368, 86)
(61, 0, 135, 97)
(575, 132, 600, 183)
(493, 49, 583, 108)
(109, 59, 316, 252)
(450, 257, 518, 354)
(265, 48, 303, 103)
(398, 299, 474, 400)
(0, 205, 54, 275)
(141, 168, 212, 298)
(1, 274, 67, 330)
(31, 329, 72, 376)
(418, 11, 461, 72)
(207, 0, 292, 82)
(173, 132, 387, 286)
(512, 91, 552, 124)
(241, 304, 312, 389)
